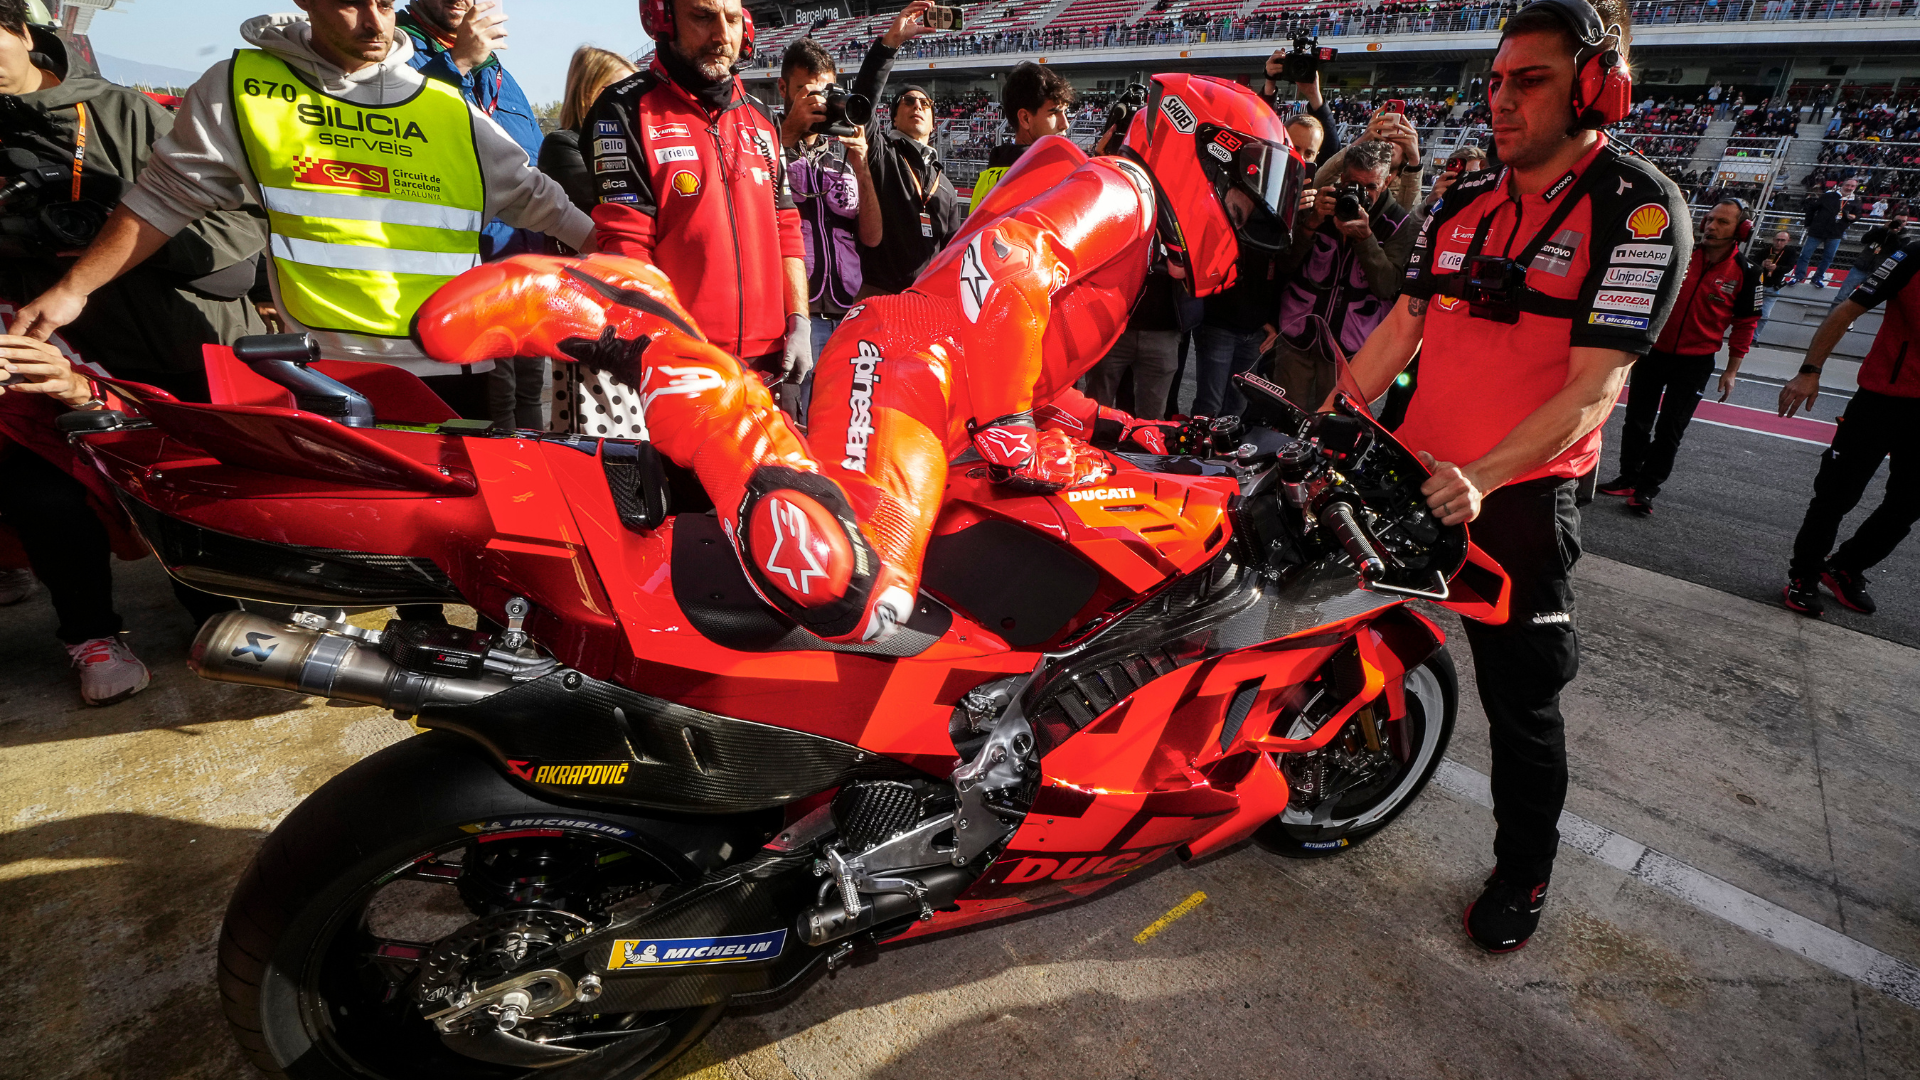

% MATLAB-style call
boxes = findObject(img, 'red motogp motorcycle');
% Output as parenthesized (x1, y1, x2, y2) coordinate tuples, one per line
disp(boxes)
(64, 336, 1507, 1079)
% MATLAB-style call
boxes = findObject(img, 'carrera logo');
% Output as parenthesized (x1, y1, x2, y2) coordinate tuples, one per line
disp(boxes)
(1602, 266, 1663, 289)
(647, 123, 691, 139)
(1593, 289, 1655, 313)
(1064, 486, 1138, 503)
(841, 341, 883, 472)
(608, 930, 786, 970)
(1159, 95, 1197, 134)
(532, 762, 630, 785)
(655, 145, 699, 164)
(1610, 242, 1672, 266)
(1626, 203, 1671, 240)
(292, 156, 388, 192)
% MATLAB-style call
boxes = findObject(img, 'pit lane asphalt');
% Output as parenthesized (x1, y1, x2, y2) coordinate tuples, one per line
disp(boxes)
(1, 439, 1915, 1078)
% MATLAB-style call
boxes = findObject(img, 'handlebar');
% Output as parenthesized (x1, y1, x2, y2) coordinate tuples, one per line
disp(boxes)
(1321, 499, 1386, 582)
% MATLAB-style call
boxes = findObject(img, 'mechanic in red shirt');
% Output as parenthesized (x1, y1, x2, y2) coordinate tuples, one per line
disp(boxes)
(1340, 0, 1690, 953)
(586, 0, 811, 412)
(1778, 239, 1920, 617)
(1598, 197, 1761, 514)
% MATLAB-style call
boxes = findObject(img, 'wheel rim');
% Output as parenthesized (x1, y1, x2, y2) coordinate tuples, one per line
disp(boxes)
(1274, 661, 1447, 835)
(296, 824, 707, 1078)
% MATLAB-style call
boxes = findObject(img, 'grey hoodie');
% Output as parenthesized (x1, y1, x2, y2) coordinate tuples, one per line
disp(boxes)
(122, 14, 594, 373)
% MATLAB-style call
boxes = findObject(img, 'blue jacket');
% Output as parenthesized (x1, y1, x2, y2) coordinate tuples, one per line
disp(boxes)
(396, 9, 546, 258)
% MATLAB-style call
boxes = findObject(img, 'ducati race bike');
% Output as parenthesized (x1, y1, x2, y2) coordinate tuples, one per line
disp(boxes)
(61, 334, 1508, 1079)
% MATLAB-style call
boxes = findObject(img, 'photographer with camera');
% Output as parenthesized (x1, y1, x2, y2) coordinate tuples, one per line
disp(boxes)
(778, 39, 880, 358)
(1313, 105, 1426, 215)
(1270, 139, 1408, 408)
(1261, 34, 1341, 166)
(846, 1, 965, 296)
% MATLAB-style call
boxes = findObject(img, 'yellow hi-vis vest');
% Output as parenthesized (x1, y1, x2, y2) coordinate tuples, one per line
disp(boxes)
(231, 49, 485, 339)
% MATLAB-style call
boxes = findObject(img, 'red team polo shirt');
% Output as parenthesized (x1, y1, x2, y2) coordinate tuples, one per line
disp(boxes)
(1398, 136, 1693, 483)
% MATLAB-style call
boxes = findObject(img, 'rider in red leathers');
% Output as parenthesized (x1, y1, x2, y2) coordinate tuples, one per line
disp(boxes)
(417, 74, 1302, 644)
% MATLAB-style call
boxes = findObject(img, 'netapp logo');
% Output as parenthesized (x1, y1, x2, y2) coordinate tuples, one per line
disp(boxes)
(840, 341, 883, 472)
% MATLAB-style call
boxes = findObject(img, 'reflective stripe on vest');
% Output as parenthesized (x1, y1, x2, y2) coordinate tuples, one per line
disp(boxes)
(231, 49, 484, 339)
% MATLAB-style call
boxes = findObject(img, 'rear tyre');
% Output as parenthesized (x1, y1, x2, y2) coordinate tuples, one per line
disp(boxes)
(218, 731, 742, 1080)
(1254, 648, 1456, 859)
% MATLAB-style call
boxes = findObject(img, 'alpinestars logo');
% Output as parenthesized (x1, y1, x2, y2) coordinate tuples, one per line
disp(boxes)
(958, 236, 993, 322)
(762, 498, 827, 596)
(841, 341, 883, 472)
(972, 426, 1034, 465)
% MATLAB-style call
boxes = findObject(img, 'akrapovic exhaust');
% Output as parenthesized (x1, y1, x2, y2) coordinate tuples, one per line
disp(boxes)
(189, 610, 511, 712)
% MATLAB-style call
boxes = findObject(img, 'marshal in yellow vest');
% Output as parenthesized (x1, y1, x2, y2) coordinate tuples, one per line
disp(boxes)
(231, 49, 486, 339)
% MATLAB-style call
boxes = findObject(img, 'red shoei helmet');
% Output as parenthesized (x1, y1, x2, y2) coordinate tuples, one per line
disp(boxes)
(1124, 73, 1304, 297)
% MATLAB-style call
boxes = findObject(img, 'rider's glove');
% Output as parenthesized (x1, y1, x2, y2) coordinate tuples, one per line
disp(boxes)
(971, 417, 1112, 494)
(1090, 405, 1187, 455)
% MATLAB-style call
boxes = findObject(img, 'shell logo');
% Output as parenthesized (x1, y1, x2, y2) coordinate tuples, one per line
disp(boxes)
(1626, 203, 1670, 240)
(671, 170, 701, 196)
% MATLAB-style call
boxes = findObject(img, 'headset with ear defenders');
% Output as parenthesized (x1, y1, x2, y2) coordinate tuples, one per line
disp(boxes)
(1496, 0, 1632, 130)
(640, 0, 756, 59)
(1719, 196, 1755, 243)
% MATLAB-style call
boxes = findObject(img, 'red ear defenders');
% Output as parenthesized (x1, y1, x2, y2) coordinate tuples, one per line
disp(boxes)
(1721, 197, 1755, 242)
(640, 0, 756, 59)
(1494, 0, 1632, 130)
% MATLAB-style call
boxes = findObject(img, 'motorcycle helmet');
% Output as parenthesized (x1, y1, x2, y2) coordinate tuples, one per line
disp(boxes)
(1123, 73, 1304, 297)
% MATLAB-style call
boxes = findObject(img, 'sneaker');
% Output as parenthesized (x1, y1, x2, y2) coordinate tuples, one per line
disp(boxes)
(1596, 476, 1635, 497)
(0, 567, 34, 605)
(65, 636, 151, 707)
(1464, 871, 1550, 953)
(1821, 567, 1877, 615)
(1782, 576, 1824, 617)
(1626, 492, 1654, 516)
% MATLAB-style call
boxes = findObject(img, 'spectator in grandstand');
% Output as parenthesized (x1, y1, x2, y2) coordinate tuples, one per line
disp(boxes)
(587, 0, 810, 424)
(1271, 140, 1408, 407)
(1261, 53, 1341, 167)
(1791, 177, 1862, 287)
(1829, 211, 1909, 312)
(1752, 228, 1798, 334)
(1599, 199, 1761, 516)
(779, 39, 880, 360)
(968, 61, 1075, 213)
(849, 2, 965, 296)
(398, 0, 550, 431)
(1779, 236, 1920, 619)
(539, 48, 638, 216)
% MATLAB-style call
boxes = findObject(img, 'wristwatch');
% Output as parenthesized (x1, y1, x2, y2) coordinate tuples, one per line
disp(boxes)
(1798, 363, 1823, 376)
(1398, 162, 1424, 174)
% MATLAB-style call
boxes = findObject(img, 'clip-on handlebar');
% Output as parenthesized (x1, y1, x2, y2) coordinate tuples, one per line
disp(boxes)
(233, 333, 376, 429)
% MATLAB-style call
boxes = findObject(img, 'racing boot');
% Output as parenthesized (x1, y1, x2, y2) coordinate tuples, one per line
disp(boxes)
(1463, 870, 1550, 953)
(1820, 565, 1877, 614)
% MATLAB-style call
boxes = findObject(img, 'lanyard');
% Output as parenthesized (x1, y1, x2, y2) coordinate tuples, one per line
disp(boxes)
(69, 102, 87, 201)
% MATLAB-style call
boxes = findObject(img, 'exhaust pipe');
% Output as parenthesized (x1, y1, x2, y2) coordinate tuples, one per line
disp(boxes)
(189, 610, 511, 712)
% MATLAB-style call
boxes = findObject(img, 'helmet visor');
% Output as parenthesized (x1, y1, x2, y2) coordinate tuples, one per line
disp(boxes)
(1196, 123, 1301, 252)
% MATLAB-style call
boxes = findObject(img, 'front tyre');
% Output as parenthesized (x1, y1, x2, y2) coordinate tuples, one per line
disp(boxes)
(218, 732, 738, 1080)
(1254, 648, 1456, 859)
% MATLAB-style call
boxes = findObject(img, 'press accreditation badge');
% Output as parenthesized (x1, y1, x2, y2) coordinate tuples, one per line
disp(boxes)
(919, 212, 934, 238)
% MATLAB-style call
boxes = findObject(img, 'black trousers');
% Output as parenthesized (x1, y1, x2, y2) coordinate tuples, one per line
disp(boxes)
(1618, 349, 1716, 498)
(0, 447, 233, 643)
(1789, 389, 1920, 579)
(1460, 476, 1583, 885)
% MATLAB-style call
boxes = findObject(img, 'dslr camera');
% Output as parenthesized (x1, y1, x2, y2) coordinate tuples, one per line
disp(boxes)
(814, 84, 874, 139)
(1106, 82, 1148, 132)
(1332, 182, 1366, 223)
(1274, 32, 1338, 84)
(0, 146, 115, 261)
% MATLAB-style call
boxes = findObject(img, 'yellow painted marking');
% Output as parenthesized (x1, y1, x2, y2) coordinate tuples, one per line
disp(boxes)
(1133, 890, 1207, 944)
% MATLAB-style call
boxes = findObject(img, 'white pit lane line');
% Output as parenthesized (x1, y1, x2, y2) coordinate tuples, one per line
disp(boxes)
(1432, 758, 1920, 1009)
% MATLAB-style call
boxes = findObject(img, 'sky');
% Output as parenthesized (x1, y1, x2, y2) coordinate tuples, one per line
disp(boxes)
(82, 1, 650, 105)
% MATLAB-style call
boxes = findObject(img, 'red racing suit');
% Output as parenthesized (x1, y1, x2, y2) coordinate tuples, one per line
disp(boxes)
(586, 60, 804, 368)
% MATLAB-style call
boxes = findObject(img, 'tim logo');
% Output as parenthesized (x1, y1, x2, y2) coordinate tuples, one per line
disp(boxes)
(292, 156, 389, 193)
